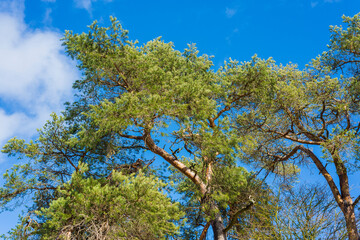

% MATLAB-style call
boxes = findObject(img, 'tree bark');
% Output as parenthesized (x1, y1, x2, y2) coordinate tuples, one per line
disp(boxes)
(199, 221, 211, 240)
(142, 128, 206, 194)
(211, 213, 227, 240)
(143, 128, 234, 239)
(330, 151, 359, 240)
(342, 202, 359, 240)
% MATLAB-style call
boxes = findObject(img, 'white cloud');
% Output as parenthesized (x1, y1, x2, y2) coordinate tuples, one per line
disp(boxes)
(41, 0, 56, 2)
(225, 7, 237, 18)
(0, 0, 78, 160)
(0, 0, 24, 18)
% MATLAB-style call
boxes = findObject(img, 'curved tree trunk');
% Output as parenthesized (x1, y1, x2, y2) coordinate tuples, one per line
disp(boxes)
(305, 146, 359, 239)
(211, 213, 227, 240)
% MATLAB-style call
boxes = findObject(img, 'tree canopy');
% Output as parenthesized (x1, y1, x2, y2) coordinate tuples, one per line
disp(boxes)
(1, 13, 360, 240)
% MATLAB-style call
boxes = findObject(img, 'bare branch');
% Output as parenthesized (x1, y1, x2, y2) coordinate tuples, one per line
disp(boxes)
(353, 195, 360, 207)
(223, 198, 254, 234)
(260, 127, 322, 145)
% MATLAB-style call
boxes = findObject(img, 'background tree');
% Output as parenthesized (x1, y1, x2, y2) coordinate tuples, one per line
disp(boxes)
(238, 13, 360, 239)
(235, 184, 348, 240)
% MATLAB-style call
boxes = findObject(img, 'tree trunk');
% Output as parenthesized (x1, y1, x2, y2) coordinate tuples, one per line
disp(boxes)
(299, 146, 359, 239)
(330, 151, 359, 240)
(342, 202, 359, 240)
(211, 213, 227, 240)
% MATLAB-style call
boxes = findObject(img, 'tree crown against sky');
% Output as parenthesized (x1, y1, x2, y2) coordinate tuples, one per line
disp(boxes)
(0, 16, 275, 239)
(237, 13, 360, 239)
(1, 8, 360, 240)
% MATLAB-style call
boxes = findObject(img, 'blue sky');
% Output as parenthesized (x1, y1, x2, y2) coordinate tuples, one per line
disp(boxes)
(0, 0, 360, 235)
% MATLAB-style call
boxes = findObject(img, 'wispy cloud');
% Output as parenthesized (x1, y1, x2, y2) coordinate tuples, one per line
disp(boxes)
(225, 28, 240, 45)
(311, 0, 340, 8)
(225, 7, 237, 18)
(74, 0, 93, 12)
(43, 8, 52, 25)
(41, 0, 56, 2)
(310, 1, 319, 8)
(73, 0, 113, 14)
(0, 0, 78, 160)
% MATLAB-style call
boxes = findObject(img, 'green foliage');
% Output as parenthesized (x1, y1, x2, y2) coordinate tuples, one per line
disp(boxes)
(236, 12, 360, 239)
(2, 13, 360, 239)
(172, 163, 273, 239)
(37, 164, 183, 239)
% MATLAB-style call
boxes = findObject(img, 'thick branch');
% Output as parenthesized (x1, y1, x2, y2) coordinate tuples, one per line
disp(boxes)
(118, 133, 143, 140)
(61, 152, 79, 172)
(335, 59, 360, 69)
(284, 108, 323, 143)
(277, 132, 320, 145)
(271, 145, 302, 162)
(205, 158, 213, 184)
(199, 221, 211, 240)
(330, 151, 351, 203)
(270, 145, 343, 208)
(113, 63, 131, 90)
(298, 145, 344, 207)
(208, 92, 251, 128)
(209, 105, 231, 127)
(345, 108, 351, 130)
(143, 129, 206, 194)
